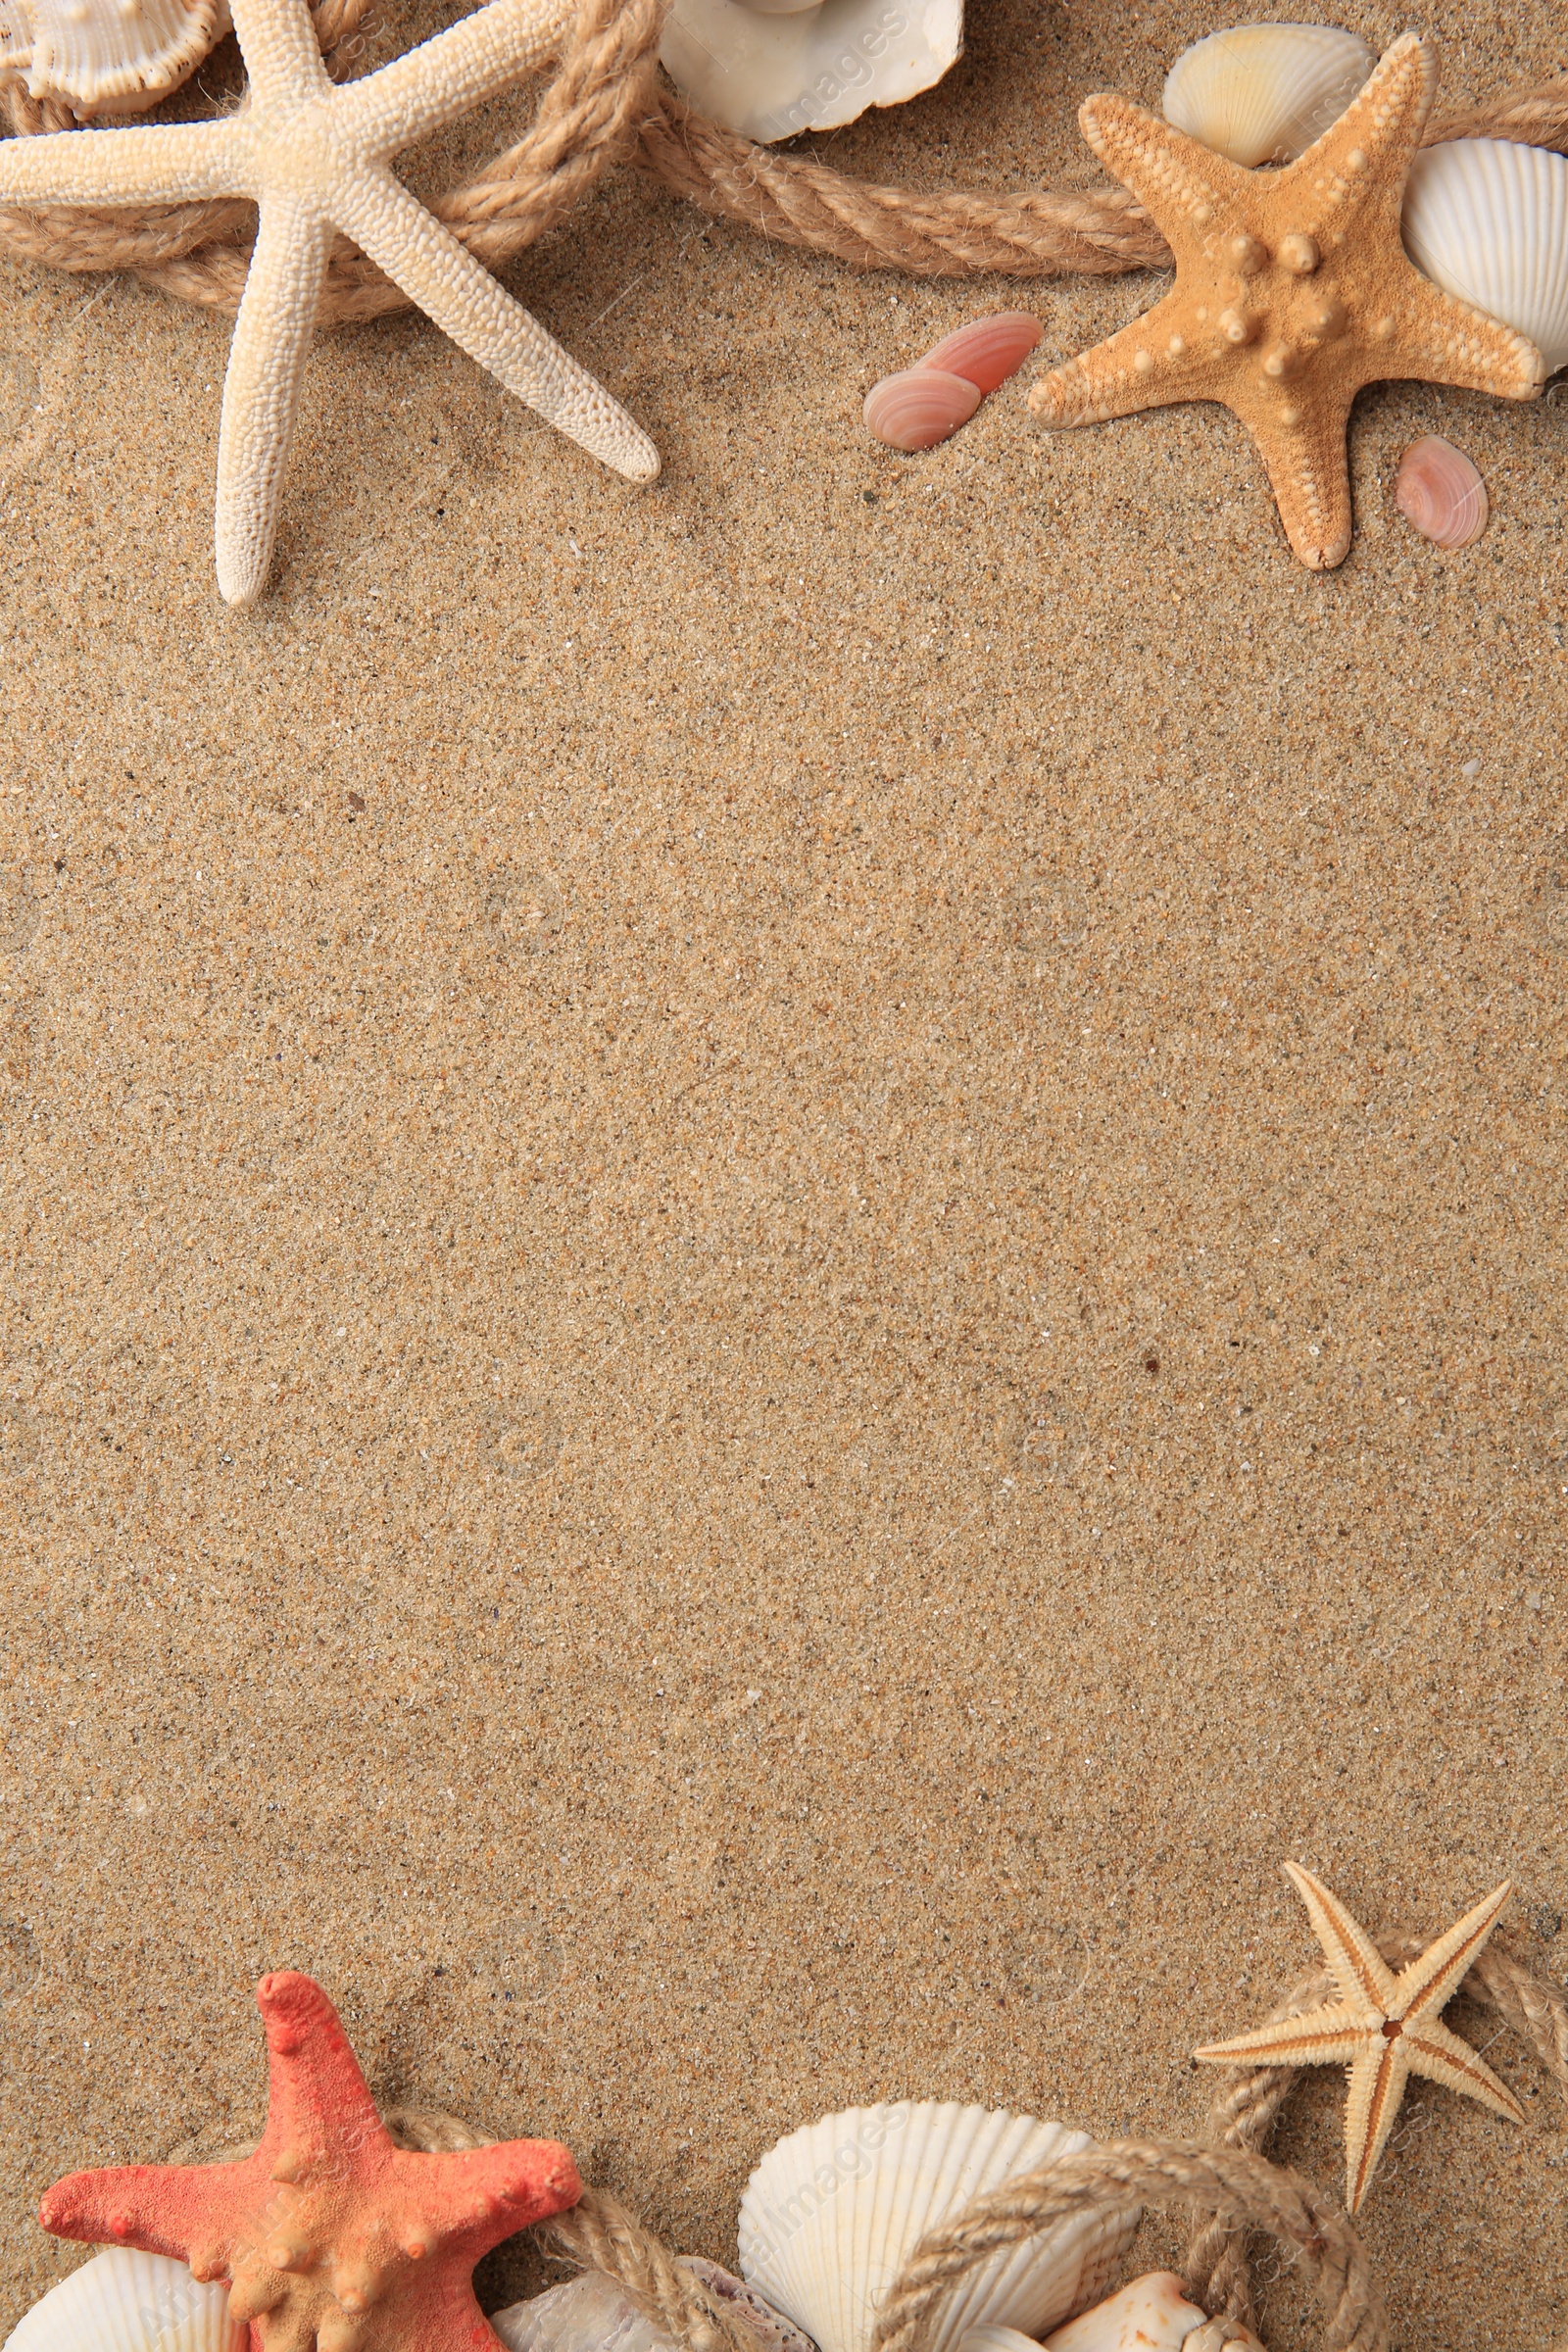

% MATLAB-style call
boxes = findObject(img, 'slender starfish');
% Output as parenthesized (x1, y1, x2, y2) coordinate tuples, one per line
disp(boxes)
(40, 1970, 582, 2352)
(1194, 1863, 1524, 2213)
(0, 0, 660, 605)
(1027, 36, 1542, 568)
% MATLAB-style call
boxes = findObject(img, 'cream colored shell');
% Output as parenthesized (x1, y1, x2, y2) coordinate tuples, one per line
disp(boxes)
(1403, 137, 1568, 374)
(1041, 2274, 1209, 2352)
(0, 0, 232, 117)
(659, 0, 961, 144)
(1161, 23, 1373, 167)
(737, 2103, 1141, 2352)
(1, 2248, 245, 2352)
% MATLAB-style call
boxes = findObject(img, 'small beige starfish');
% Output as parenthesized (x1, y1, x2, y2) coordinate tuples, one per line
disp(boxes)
(1195, 1862, 1524, 2213)
(0, 0, 659, 604)
(1027, 34, 1542, 568)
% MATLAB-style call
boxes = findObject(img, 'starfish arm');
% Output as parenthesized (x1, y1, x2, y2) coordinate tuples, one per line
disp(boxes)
(1076, 92, 1245, 260)
(1238, 394, 1354, 570)
(331, 166, 660, 481)
(1393, 1878, 1515, 2019)
(1344, 2038, 1411, 2214)
(335, 0, 574, 159)
(227, 0, 332, 109)
(1379, 270, 1544, 400)
(0, 118, 240, 207)
(1284, 1862, 1398, 2016)
(1194, 1998, 1369, 2069)
(215, 194, 331, 607)
(253, 1970, 393, 2164)
(39, 2159, 254, 2260)
(1402, 2017, 1527, 2124)
(1028, 294, 1216, 427)
(1284, 34, 1434, 249)
(392, 2136, 582, 2257)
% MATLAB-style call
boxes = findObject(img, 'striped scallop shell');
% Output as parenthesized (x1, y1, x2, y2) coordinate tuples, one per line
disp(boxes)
(737, 2103, 1141, 2352)
(1161, 24, 1373, 167)
(1403, 138, 1568, 374)
(0, 0, 231, 118)
(1, 2249, 244, 2352)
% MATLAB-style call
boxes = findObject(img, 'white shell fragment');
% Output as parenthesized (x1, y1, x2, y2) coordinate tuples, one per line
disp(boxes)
(492, 2264, 819, 2352)
(738, 2104, 1142, 2352)
(659, 0, 962, 145)
(1042, 2273, 1208, 2352)
(1402, 138, 1568, 375)
(0, 0, 231, 117)
(1, 2248, 245, 2352)
(1161, 23, 1373, 167)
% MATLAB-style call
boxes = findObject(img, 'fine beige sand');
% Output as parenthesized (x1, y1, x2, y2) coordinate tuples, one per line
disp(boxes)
(1, 0, 1566, 2341)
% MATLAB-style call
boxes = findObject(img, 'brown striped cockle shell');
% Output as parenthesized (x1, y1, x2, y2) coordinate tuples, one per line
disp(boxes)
(919, 312, 1043, 394)
(863, 367, 981, 451)
(1394, 434, 1489, 549)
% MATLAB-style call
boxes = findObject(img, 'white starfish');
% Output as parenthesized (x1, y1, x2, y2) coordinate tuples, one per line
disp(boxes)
(0, 0, 661, 604)
(1195, 1863, 1524, 2213)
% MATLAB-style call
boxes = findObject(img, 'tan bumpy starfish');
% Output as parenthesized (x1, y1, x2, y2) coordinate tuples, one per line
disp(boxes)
(1195, 1862, 1524, 2213)
(0, 0, 659, 605)
(1028, 35, 1543, 568)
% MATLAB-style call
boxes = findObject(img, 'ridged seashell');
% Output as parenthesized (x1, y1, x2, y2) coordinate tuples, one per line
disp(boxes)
(493, 2266, 819, 2352)
(863, 367, 981, 449)
(1041, 2273, 1210, 2352)
(738, 2103, 1142, 2352)
(0, 0, 231, 118)
(2, 2248, 244, 2352)
(1393, 433, 1489, 549)
(1402, 138, 1568, 374)
(1161, 24, 1373, 167)
(919, 313, 1043, 394)
(660, 0, 962, 145)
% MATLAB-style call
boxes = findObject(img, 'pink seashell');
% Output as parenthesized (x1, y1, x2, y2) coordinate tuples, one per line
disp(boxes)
(1394, 433, 1489, 549)
(918, 311, 1044, 394)
(863, 367, 982, 451)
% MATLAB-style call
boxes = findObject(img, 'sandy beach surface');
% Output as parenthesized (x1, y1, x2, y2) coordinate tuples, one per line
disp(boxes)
(1, 0, 1565, 2340)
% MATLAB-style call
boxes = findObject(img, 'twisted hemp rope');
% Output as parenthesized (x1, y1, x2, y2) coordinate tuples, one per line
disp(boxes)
(3, 0, 1568, 312)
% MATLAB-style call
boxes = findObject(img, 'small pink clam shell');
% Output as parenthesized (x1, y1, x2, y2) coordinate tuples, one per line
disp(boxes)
(918, 311, 1044, 394)
(1394, 433, 1489, 549)
(863, 367, 982, 451)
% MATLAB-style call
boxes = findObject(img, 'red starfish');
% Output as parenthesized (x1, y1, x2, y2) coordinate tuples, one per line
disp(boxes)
(39, 1969, 582, 2352)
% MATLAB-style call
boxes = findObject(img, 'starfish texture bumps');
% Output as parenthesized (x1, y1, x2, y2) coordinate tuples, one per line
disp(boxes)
(1194, 1862, 1524, 2213)
(1028, 35, 1543, 568)
(39, 1969, 583, 2352)
(0, 0, 659, 605)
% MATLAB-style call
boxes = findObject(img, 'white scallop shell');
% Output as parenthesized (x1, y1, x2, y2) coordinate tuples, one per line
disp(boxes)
(737, 2104, 1141, 2352)
(0, 0, 231, 119)
(1402, 138, 1568, 374)
(1161, 24, 1373, 167)
(1, 2249, 244, 2352)
(659, 0, 961, 144)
